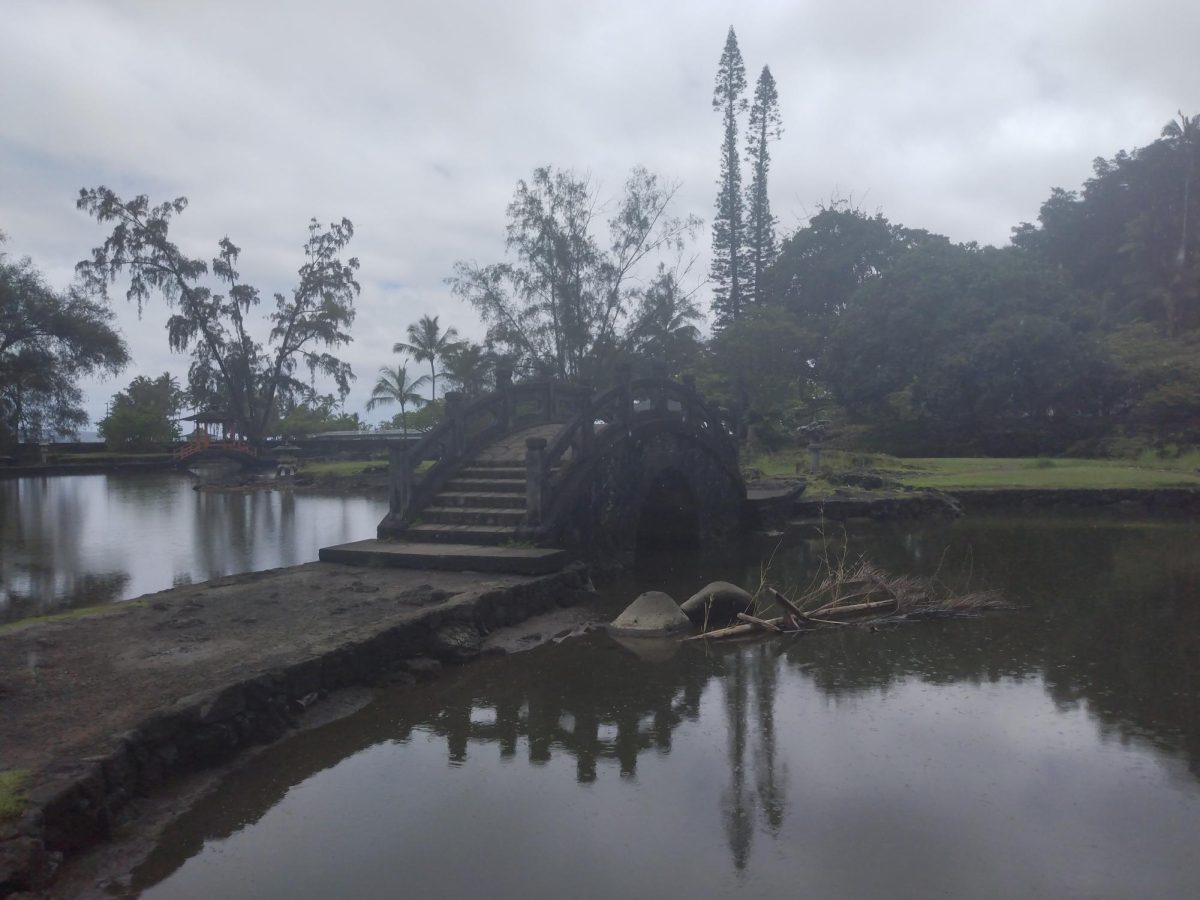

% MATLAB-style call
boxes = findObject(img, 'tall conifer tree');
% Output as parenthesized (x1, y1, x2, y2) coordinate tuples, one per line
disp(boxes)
(711, 27, 748, 328)
(746, 65, 782, 305)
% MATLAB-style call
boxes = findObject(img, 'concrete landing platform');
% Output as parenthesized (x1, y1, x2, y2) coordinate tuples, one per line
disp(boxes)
(319, 539, 570, 575)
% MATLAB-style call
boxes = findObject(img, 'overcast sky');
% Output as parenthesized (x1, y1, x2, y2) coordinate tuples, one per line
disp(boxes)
(2, 0, 1196, 427)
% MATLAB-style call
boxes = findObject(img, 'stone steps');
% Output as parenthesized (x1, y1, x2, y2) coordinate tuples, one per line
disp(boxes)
(456, 465, 526, 480)
(435, 491, 526, 509)
(320, 423, 576, 576)
(403, 522, 523, 545)
(444, 477, 527, 494)
(423, 506, 526, 527)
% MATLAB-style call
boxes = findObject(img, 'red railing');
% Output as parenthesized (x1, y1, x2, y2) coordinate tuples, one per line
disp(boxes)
(174, 434, 257, 461)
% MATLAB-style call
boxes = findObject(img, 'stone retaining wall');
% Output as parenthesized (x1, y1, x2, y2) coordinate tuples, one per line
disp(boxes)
(0, 565, 593, 896)
(948, 487, 1200, 514)
(791, 490, 962, 522)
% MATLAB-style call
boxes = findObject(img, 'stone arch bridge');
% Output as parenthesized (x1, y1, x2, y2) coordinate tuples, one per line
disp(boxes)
(321, 367, 745, 574)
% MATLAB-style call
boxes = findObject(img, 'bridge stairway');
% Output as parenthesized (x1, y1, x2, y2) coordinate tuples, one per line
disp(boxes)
(319, 425, 570, 575)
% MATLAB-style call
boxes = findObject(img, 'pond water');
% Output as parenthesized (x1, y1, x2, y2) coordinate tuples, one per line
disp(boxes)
(0, 473, 387, 623)
(127, 513, 1200, 898)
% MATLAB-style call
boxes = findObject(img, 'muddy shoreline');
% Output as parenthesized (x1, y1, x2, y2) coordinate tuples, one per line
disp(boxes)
(0, 561, 596, 895)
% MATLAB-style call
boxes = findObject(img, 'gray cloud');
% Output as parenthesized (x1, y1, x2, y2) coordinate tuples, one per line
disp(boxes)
(1, 0, 1195, 424)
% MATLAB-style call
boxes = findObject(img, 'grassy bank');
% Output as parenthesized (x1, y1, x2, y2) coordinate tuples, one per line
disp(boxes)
(299, 459, 386, 478)
(0, 769, 29, 821)
(746, 449, 1200, 492)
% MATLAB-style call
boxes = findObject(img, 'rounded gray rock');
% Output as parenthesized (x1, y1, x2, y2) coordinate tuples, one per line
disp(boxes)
(608, 591, 691, 636)
(680, 581, 754, 626)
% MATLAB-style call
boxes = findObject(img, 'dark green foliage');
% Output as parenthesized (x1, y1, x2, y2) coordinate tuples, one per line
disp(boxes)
(76, 187, 359, 444)
(98, 373, 185, 451)
(449, 166, 699, 380)
(1103, 324, 1200, 441)
(822, 242, 1112, 453)
(710, 26, 749, 328)
(1013, 113, 1200, 336)
(699, 305, 818, 446)
(623, 266, 704, 375)
(765, 203, 947, 329)
(745, 65, 781, 306)
(0, 250, 128, 446)
(274, 397, 363, 438)
(440, 341, 494, 398)
(384, 398, 444, 433)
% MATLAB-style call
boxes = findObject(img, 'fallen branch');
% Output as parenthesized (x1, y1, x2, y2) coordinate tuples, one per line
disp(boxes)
(736, 612, 782, 632)
(811, 597, 899, 618)
(768, 588, 806, 624)
(685, 616, 786, 641)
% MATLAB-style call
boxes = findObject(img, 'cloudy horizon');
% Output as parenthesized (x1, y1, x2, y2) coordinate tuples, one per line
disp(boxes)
(2, 0, 1196, 428)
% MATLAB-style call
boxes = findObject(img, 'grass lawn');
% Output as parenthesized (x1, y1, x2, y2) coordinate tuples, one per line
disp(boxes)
(300, 459, 385, 478)
(0, 769, 29, 821)
(745, 448, 1200, 491)
(0, 600, 147, 635)
(898, 457, 1200, 489)
(299, 458, 430, 478)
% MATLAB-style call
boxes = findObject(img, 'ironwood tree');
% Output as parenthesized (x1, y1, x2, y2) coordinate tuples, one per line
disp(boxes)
(76, 188, 359, 444)
(710, 26, 749, 328)
(449, 166, 699, 381)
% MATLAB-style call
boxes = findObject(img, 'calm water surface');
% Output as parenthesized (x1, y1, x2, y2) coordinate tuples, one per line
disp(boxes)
(130, 514, 1200, 899)
(0, 472, 386, 622)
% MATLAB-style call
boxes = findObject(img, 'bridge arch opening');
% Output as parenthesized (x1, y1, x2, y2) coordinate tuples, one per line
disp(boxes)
(635, 468, 700, 554)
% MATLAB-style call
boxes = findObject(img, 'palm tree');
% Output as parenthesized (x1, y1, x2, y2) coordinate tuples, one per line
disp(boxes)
(1161, 111, 1199, 268)
(366, 362, 430, 432)
(1160, 111, 1199, 335)
(393, 315, 460, 401)
(440, 341, 493, 397)
(625, 267, 703, 371)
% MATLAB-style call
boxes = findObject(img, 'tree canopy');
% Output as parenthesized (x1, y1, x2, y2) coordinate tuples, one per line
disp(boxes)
(76, 188, 359, 443)
(98, 372, 185, 451)
(448, 166, 700, 381)
(0, 249, 128, 446)
(1012, 113, 1200, 335)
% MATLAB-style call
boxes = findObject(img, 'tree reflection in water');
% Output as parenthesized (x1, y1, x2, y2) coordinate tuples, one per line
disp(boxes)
(125, 514, 1200, 892)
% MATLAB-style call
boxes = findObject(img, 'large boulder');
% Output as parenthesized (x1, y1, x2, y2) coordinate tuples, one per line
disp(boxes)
(680, 581, 754, 627)
(608, 591, 691, 636)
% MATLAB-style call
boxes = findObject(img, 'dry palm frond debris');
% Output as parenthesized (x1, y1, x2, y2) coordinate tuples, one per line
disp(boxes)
(685, 559, 1011, 642)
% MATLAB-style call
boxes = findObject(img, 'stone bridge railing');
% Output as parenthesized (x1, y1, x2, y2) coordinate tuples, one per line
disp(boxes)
(379, 364, 737, 539)
(525, 367, 737, 531)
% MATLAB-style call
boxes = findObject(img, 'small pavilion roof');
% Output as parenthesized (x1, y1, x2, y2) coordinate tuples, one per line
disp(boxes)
(181, 410, 233, 424)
